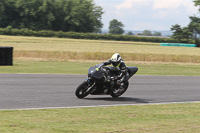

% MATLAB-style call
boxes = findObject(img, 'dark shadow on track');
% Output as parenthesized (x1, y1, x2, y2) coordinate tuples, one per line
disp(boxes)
(84, 97, 150, 103)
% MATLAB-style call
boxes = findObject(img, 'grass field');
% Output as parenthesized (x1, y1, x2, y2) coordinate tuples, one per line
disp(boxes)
(0, 35, 200, 133)
(0, 103, 200, 133)
(0, 35, 199, 75)
(0, 35, 200, 63)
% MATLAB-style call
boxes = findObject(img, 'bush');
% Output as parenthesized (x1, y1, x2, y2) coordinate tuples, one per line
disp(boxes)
(0, 28, 180, 43)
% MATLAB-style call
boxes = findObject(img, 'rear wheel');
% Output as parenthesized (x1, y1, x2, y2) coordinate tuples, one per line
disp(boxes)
(75, 81, 93, 99)
(110, 81, 129, 98)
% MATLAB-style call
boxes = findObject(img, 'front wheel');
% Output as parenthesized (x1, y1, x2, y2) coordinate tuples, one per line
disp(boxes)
(75, 81, 94, 99)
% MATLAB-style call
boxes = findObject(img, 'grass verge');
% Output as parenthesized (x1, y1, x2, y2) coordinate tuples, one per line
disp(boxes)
(0, 60, 200, 76)
(0, 103, 200, 133)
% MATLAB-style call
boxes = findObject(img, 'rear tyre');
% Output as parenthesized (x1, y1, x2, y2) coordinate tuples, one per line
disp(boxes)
(75, 81, 91, 99)
(110, 81, 129, 98)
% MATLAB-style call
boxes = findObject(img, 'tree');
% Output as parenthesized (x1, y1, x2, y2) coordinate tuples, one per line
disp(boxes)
(109, 19, 124, 35)
(171, 24, 193, 43)
(15, 0, 54, 30)
(188, 16, 200, 46)
(171, 24, 183, 41)
(153, 32, 161, 36)
(61, 0, 103, 32)
(0, 0, 103, 33)
(127, 31, 134, 35)
(182, 27, 192, 42)
(190, 0, 200, 47)
(194, 0, 200, 9)
(0, 0, 19, 28)
(169, 0, 200, 46)
(142, 30, 152, 36)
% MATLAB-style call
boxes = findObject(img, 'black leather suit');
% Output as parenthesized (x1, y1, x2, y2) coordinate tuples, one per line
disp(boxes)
(102, 59, 129, 83)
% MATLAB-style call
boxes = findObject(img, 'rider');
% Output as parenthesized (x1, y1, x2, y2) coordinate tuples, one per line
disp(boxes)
(100, 53, 129, 91)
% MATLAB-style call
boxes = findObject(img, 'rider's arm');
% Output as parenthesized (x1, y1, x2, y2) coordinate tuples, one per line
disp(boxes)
(103, 59, 112, 66)
(119, 70, 126, 82)
(118, 61, 127, 82)
(98, 59, 111, 68)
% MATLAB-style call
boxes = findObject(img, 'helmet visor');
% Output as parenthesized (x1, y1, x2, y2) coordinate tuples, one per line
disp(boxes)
(112, 61, 120, 67)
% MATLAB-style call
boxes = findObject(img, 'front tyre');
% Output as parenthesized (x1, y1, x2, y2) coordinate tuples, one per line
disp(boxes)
(75, 81, 92, 99)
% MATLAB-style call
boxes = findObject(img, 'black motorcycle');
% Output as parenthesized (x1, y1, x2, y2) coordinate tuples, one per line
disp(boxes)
(75, 63, 138, 99)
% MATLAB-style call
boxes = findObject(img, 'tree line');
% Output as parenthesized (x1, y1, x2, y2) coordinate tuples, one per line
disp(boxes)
(0, 0, 103, 33)
(0, 0, 161, 37)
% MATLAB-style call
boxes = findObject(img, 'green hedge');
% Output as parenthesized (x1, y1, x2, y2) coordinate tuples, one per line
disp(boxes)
(0, 28, 179, 43)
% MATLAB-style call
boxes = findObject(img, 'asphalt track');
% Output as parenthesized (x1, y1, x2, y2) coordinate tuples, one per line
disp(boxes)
(0, 74, 200, 110)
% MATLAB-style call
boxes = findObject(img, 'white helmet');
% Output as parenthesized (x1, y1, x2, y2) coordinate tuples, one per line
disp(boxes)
(111, 53, 122, 67)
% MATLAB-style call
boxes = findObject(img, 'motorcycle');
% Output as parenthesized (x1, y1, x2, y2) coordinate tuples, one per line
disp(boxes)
(75, 63, 138, 99)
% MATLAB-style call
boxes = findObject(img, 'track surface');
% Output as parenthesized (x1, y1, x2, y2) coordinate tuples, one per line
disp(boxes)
(0, 74, 200, 110)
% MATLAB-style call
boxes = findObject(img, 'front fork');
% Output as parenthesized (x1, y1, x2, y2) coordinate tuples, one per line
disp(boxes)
(84, 79, 95, 93)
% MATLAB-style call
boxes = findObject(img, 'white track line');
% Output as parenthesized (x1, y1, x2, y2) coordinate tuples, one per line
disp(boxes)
(1, 101, 200, 111)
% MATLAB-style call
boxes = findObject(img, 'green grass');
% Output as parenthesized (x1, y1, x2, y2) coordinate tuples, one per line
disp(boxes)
(1, 60, 200, 76)
(0, 103, 200, 133)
